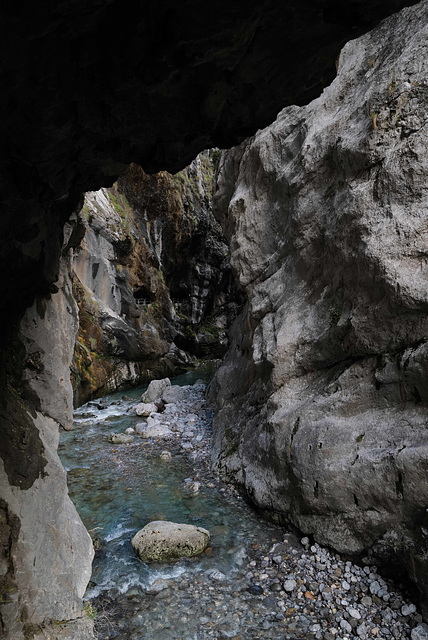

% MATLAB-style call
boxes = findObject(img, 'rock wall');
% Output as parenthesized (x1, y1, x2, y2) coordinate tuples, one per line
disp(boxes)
(71, 153, 242, 406)
(0, 219, 94, 639)
(0, 2, 424, 636)
(209, 1, 428, 611)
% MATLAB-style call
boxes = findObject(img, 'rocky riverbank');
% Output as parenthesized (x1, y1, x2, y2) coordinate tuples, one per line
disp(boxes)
(80, 381, 426, 640)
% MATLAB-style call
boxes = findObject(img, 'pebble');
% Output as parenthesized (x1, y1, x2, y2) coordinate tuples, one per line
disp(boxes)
(412, 624, 428, 640)
(283, 578, 297, 592)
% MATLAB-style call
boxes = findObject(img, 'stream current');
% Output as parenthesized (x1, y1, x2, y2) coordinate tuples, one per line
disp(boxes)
(59, 372, 283, 638)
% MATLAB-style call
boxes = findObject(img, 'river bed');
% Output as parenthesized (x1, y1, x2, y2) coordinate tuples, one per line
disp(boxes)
(59, 374, 422, 640)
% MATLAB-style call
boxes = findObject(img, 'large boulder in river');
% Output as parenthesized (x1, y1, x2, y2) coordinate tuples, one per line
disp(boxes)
(131, 521, 210, 561)
(141, 378, 171, 402)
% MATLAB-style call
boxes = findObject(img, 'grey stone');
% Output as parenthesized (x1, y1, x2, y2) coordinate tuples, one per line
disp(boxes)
(135, 422, 147, 434)
(370, 581, 381, 595)
(147, 579, 171, 594)
(283, 578, 297, 592)
(206, 569, 227, 581)
(412, 624, 428, 640)
(347, 607, 361, 620)
(162, 385, 189, 404)
(134, 402, 159, 417)
(141, 378, 171, 403)
(139, 424, 172, 439)
(108, 433, 135, 444)
(131, 521, 210, 561)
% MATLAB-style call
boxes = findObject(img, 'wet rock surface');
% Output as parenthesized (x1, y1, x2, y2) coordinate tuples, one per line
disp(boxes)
(131, 521, 210, 562)
(65, 381, 423, 640)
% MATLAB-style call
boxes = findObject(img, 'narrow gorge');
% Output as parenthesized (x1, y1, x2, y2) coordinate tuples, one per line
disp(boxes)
(0, 1, 427, 639)
(70, 153, 240, 406)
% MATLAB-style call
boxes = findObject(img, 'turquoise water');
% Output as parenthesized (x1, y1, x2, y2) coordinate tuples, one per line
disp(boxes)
(58, 373, 279, 600)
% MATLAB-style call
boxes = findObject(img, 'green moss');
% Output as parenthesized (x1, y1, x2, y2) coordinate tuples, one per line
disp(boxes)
(107, 188, 135, 242)
(82, 204, 91, 221)
(210, 149, 221, 172)
(83, 602, 97, 620)
(329, 307, 341, 327)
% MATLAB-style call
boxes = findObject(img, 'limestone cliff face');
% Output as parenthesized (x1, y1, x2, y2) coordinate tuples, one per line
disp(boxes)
(71, 153, 240, 406)
(0, 220, 94, 639)
(209, 2, 428, 609)
(1, 3, 422, 638)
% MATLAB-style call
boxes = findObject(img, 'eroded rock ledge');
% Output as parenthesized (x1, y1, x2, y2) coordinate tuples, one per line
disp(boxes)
(208, 1, 428, 613)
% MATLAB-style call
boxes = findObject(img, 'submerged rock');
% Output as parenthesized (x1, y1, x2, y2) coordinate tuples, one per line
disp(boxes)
(131, 521, 210, 561)
(108, 433, 135, 444)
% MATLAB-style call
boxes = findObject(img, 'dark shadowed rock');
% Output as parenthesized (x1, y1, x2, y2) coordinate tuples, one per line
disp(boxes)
(208, 0, 428, 614)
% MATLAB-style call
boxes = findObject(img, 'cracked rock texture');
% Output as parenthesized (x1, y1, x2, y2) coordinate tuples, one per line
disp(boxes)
(0, 0, 418, 336)
(0, 1, 423, 637)
(0, 223, 94, 639)
(209, 1, 428, 613)
(71, 153, 240, 406)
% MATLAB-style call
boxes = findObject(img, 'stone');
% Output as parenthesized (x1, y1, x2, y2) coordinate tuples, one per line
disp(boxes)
(147, 579, 171, 594)
(159, 450, 172, 461)
(183, 481, 201, 494)
(412, 624, 428, 640)
(283, 579, 297, 592)
(134, 402, 159, 417)
(141, 379, 171, 403)
(370, 581, 381, 595)
(139, 424, 172, 439)
(135, 422, 147, 435)
(131, 521, 210, 561)
(162, 386, 189, 404)
(206, 569, 227, 581)
(108, 433, 135, 444)
(146, 415, 162, 428)
(125, 427, 135, 435)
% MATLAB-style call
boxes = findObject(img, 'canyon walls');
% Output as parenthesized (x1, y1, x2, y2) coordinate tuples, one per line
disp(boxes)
(209, 1, 428, 611)
(71, 153, 241, 406)
(0, 1, 424, 637)
(0, 222, 94, 639)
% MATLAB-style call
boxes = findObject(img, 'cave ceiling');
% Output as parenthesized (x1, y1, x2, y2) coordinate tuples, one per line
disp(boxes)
(0, 0, 419, 338)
